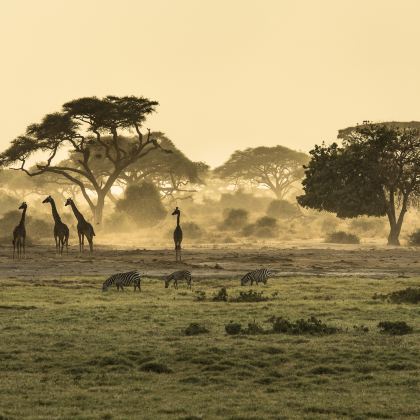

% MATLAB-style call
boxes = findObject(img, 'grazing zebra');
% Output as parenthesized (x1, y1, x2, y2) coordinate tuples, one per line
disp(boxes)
(102, 271, 141, 292)
(240, 268, 273, 286)
(164, 270, 192, 290)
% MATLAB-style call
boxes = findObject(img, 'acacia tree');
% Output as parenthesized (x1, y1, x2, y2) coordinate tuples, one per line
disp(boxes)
(214, 146, 308, 199)
(117, 134, 209, 200)
(0, 96, 169, 224)
(298, 123, 420, 245)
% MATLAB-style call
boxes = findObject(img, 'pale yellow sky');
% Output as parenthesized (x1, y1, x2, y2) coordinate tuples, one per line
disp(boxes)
(1, 0, 420, 167)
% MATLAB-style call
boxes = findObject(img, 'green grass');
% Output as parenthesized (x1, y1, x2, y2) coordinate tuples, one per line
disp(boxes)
(1, 275, 419, 419)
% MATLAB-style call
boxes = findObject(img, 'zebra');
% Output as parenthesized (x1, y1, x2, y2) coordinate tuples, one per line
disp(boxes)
(240, 268, 274, 286)
(102, 271, 141, 292)
(164, 270, 192, 290)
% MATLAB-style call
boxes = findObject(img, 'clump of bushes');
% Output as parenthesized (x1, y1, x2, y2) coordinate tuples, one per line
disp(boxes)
(266, 199, 301, 219)
(230, 290, 269, 303)
(225, 316, 340, 336)
(212, 287, 228, 302)
(325, 231, 360, 244)
(194, 290, 206, 301)
(408, 229, 420, 246)
(221, 208, 249, 230)
(140, 362, 173, 373)
(372, 288, 420, 304)
(377, 321, 413, 335)
(182, 222, 204, 239)
(241, 216, 278, 238)
(388, 288, 420, 304)
(225, 322, 242, 335)
(268, 316, 340, 335)
(185, 323, 209, 336)
(349, 217, 386, 236)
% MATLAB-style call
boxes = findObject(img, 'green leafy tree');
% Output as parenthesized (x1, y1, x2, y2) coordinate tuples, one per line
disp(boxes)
(298, 123, 420, 245)
(0, 95, 168, 224)
(215, 146, 308, 199)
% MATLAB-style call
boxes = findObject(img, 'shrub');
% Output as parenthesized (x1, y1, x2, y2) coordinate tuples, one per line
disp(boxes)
(194, 290, 206, 301)
(140, 362, 173, 373)
(387, 288, 420, 304)
(373, 288, 420, 304)
(230, 290, 269, 303)
(242, 321, 265, 335)
(266, 200, 301, 219)
(212, 287, 228, 302)
(115, 183, 166, 227)
(408, 229, 420, 246)
(255, 216, 277, 229)
(225, 322, 242, 335)
(185, 323, 209, 336)
(325, 231, 360, 244)
(221, 208, 249, 230)
(183, 222, 203, 239)
(268, 316, 340, 335)
(377, 321, 413, 335)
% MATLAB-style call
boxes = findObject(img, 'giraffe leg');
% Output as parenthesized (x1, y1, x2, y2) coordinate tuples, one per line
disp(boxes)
(23, 238, 25, 258)
(12, 240, 15, 260)
(88, 236, 93, 253)
(78, 232, 82, 253)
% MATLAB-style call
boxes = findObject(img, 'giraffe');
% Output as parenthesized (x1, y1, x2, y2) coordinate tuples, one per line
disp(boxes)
(65, 198, 95, 253)
(172, 207, 183, 262)
(42, 196, 69, 255)
(13, 202, 27, 259)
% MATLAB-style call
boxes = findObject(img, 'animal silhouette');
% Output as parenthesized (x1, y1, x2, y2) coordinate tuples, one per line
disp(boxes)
(43, 196, 69, 255)
(13, 202, 27, 259)
(65, 198, 95, 253)
(172, 207, 183, 262)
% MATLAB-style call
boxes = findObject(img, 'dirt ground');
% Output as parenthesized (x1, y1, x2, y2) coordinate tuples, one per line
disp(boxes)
(1, 242, 420, 283)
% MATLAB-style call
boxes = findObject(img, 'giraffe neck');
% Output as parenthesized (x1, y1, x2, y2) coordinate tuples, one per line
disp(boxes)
(70, 201, 85, 223)
(49, 199, 62, 223)
(177, 213, 180, 226)
(19, 207, 27, 226)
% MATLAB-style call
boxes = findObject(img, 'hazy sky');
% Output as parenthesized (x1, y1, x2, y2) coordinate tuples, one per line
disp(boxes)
(1, 0, 420, 167)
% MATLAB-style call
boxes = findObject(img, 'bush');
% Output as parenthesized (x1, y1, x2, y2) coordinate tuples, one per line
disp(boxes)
(230, 290, 269, 303)
(140, 362, 173, 373)
(387, 288, 420, 304)
(212, 287, 228, 302)
(185, 323, 209, 336)
(255, 216, 277, 229)
(115, 182, 166, 228)
(325, 231, 360, 244)
(377, 321, 413, 335)
(225, 322, 242, 335)
(266, 200, 301, 219)
(194, 291, 206, 301)
(221, 208, 249, 230)
(268, 316, 340, 335)
(242, 321, 265, 335)
(373, 288, 420, 304)
(408, 229, 420, 246)
(182, 222, 204, 239)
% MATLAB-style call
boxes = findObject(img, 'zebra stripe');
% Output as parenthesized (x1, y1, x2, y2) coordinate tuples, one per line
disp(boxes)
(240, 268, 273, 286)
(102, 271, 141, 292)
(164, 270, 192, 289)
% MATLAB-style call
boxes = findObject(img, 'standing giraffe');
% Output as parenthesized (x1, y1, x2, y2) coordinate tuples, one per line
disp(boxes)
(42, 196, 69, 255)
(13, 202, 27, 259)
(172, 207, 183, 262)
(65, 198, 95, 253)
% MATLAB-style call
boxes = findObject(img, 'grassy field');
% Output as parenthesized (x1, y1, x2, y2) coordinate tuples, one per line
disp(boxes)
(1, 273, 419, 419)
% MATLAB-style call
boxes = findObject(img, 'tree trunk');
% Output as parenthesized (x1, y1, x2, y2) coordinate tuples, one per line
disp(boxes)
(94, 193, 105, 225)
(387, 221, 401, 246)
(386, 208, 406, 246)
